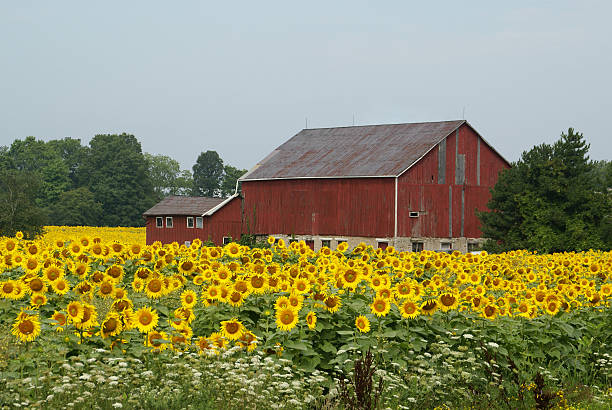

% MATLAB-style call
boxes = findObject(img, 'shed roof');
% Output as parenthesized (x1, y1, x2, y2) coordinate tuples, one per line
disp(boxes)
(240, 120, 467, 180)
(143, 196, 226, 216)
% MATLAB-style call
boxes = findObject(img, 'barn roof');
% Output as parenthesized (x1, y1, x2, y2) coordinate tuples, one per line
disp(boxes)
(240, 120, 469, 180)
(143, 196, 226, 216)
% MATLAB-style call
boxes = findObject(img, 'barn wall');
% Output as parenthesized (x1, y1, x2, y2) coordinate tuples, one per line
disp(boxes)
(397, 124, 509, 238)
(241, 178, 395, 238)
(145, 197, 242, 246)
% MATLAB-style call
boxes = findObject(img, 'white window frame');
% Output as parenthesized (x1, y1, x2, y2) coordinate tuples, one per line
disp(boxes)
(196, 216, 203, 229)
(166, 217, 173, 228)
(320, 238, 332, 248)
(184, 241, 191, 247)
(186, 217, 194, 228)
(222, 236, 232, 245)
(411, 241, 424, 252)
(156, 217, 163, 228)
(409, 211, 420, 218)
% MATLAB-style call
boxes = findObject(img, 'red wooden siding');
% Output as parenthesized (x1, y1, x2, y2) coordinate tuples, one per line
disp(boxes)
(145, 197, 242, 246)
(241, 178, 395, 238)
(397, 124, 510, 238)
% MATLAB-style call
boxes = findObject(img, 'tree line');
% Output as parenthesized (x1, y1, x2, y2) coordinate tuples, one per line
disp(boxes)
(0, 134, 246, 237)
(479, 129, 611, 252)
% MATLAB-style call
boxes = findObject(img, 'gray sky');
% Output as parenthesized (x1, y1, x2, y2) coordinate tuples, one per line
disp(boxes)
(1, 1, 611, 171)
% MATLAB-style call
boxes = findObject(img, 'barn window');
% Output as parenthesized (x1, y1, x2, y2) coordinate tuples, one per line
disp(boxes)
(411, 242, 424, 252)
(441, 242, 452, 251)
(320, 238, 331, 248)
(377, 240, 389, 250)
(156, 217, 163, 228)
(409, 211, 419, 218)
(222, 237, 232, 245)
(186, 217, 194, 228)
(184, 241, 191, 247)
(196, 217, 203, 229)
(166, 217, 173, 228)
(468, 242, 480, 253)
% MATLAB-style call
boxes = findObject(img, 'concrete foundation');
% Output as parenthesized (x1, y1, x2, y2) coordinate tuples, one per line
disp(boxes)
(259, 234, 485, 253)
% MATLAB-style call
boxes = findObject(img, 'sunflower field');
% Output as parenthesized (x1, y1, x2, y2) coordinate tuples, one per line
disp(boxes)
(1, 228, 611, 409)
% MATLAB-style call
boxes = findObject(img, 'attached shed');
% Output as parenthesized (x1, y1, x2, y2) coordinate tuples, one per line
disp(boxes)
(143, 195, 241, 246)
(239, 120, 510, 252)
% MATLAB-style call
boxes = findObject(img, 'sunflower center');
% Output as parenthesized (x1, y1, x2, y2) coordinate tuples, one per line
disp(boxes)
(181, 261, 193, 271)
(251, 277, 264, 288)
(484, 306, 496, 317)
(226, 323, 240, 334)
(230, 292, 242, 303)
(404, 303, 416, 314)
(422, 301, 437, 311)
(148, 280, 162, 292)
(325, 298, 338, 308)
(374, 301, 386, 312)
(101, 283, 113, 294)
(30, 279, 43, 292)
(104, 318, 118, 333)
(140, 312, 152, 325)
(441, 295, 456, 306)
(280, 312, 294, 325)
(2, 283, 14, 293)
(19, 320, 34, 335)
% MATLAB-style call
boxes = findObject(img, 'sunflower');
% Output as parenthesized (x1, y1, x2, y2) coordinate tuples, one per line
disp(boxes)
(27, 277, 46, 294)
(180, 289, 198, 309)
(355, 315, 371, 333)
(225, 242, 242, 258)
(43, 265, 63, 283)
(340, 268, 361, 290)
(267, 236, 276, 245)
(0, 280, 17, 299)
(420, 299, 438, 316)
(51, 278, 70, 295)
(209, 332, 228, 350)
(30, 293, 47, 308)
(66, 301, 85, 323)
(101, 313, 123, 338)
(24, 257, 39, 274)
(74, 304, 98, 330)
(394, 281, 413, 299)
(324, 295, 342, 313)
(370, 296, 391, 317)
(249, 275, 268, 294)
(145, 278, 165, 299)
(197, 336, 215, 354)
(12, 313, 41, 342)
(134, 306, 159, 333)
(220, 318, 245, 340)
(306, 311, 317, 330)
(174, 307, 195, 324)
(98, 280, 115, 298)
(438, 292, 459, 312)
(51, 311, 67, 331)
(482, 304, 498, 320)
(237, 331, 258, 352)
(178, 260, 197, 275)
(276, 307, 299, 331)
(399, 300, 419, 319)
(147, 331, 169, 351)
(288, 293, 304, 311)
(545, 300, 560, 315)
(227, 290, 244, 307)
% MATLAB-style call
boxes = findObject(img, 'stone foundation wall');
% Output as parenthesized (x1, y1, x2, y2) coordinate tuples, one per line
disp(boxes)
(259, 234, 485, 253)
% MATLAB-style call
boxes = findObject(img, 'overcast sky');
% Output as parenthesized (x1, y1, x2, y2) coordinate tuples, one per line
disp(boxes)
(1, 1, 610, 171)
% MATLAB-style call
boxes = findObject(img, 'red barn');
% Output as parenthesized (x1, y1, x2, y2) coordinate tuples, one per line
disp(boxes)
(143, 196, 241, 246)
(238, 120, 509, 252)
(144, 120, 510, 252)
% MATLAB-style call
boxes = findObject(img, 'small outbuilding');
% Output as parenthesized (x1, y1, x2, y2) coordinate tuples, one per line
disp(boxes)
(143, 195, 241, 246)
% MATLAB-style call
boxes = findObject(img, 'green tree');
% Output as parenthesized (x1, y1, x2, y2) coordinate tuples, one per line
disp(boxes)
(145, 153, 193, 201)
(80, 133, 156, 227)
(47, 137, 88, 188)
(479, 129, 611, 253)
(0, 170, 47, 238)
(48, 187, 103, 226)
(220, 164, 247, 197)
(192, 150, 224, 197)
(7, 136, 71, 208)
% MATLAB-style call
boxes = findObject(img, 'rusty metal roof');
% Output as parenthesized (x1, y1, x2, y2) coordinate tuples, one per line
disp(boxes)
(143, 196, 226, 216)
(241, 120, 465, 180)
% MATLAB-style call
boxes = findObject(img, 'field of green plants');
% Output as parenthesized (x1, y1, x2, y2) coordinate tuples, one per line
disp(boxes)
(0, 230, 611, 409)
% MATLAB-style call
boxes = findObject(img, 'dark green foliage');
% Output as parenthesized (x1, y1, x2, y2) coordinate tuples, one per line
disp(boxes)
(479, 129, 611, 252)
(220, 164, 247, 197)
(48, 187, 103, 226)
(192, 150, 224, 197)
(0, 170, 47, 238)
(80, 133, 156, 227)
(145, 153, 193, 201)
(47, 137, 89, 188)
